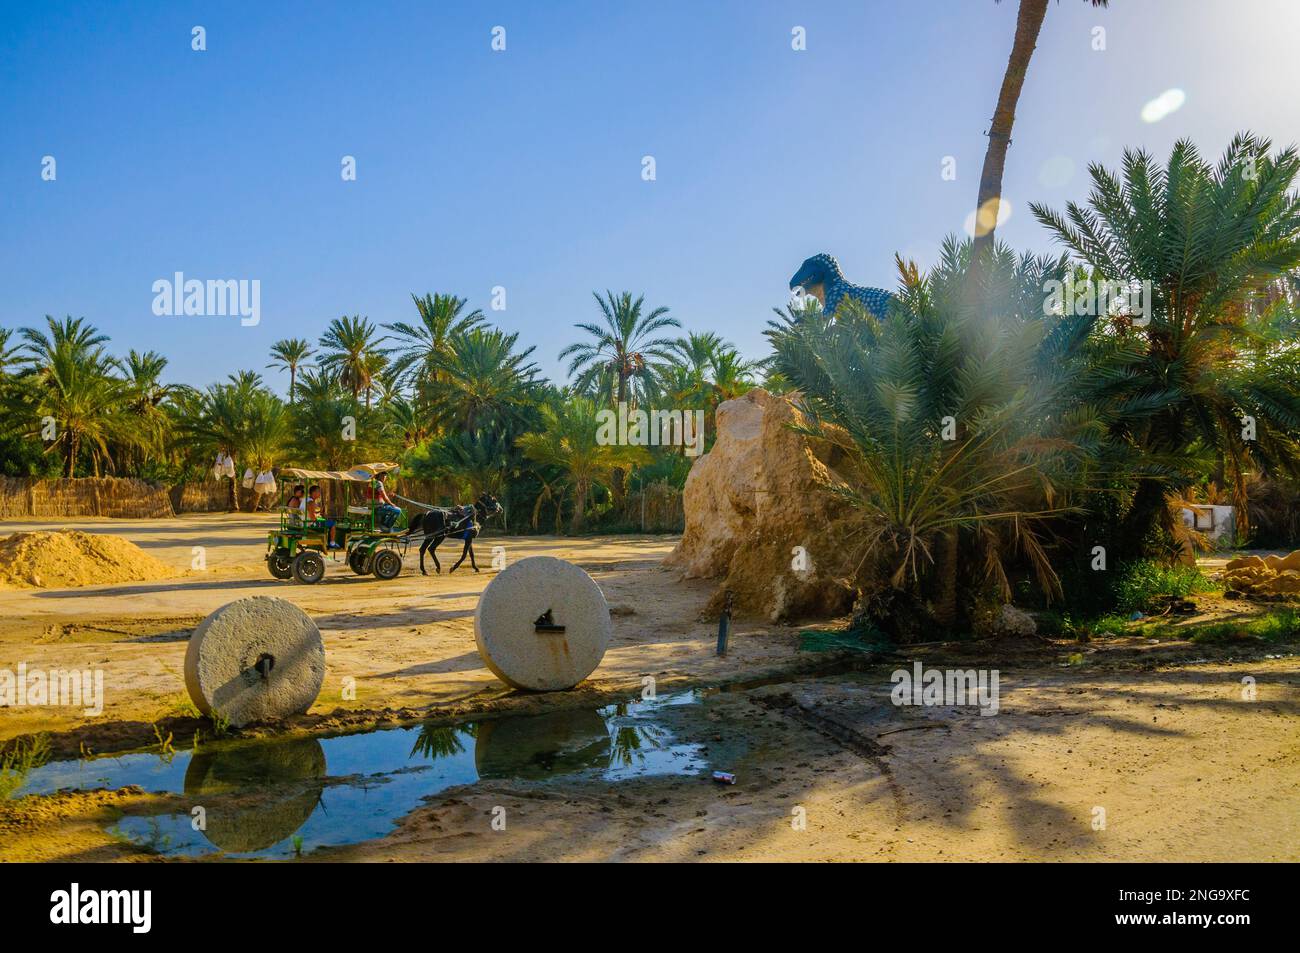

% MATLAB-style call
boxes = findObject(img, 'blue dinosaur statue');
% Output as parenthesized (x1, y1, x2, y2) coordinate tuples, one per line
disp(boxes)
(789, 253, 892, 319)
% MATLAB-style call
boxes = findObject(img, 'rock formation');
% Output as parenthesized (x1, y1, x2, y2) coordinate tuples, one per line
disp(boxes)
(663, 389, 860, 622)
(1221, 552, 1300, 595)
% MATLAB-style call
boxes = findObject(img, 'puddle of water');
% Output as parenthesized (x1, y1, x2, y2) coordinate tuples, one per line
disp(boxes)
(17, 691, 718, 859)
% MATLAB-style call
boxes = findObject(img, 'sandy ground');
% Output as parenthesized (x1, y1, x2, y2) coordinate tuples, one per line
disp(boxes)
(1, 515, 1297, 863)
(316, 658, 1299, 863)
(0, 514, 806, 752)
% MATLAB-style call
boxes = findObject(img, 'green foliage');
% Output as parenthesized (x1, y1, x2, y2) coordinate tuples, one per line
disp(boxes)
(1187, 607, 1300, 644)
(0, 734, 51, 800)
(1110, 560, 1216, 613)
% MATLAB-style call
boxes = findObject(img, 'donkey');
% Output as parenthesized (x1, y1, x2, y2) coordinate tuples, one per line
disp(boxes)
(405, 492, 503, 575)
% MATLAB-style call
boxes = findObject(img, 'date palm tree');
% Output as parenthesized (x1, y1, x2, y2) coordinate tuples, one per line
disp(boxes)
(518, 397, 648, 533)
(384, 293, 485, 396)
(1030, 133, 1300, 552)
(267, 338, 314, 404)
(13, 316, 138, 477)
(972, 0, 1110, 260)
(428, 327, 539, 431)
(181, 375, 288, 509)
(318, 315, 387, 408)
(0, 328, 22, 376)
(767, 238, 1088, 635)
(560, 291, 680, 407)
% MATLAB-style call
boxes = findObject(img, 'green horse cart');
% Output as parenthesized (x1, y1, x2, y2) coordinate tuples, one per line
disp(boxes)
(265, 462, 411, 584)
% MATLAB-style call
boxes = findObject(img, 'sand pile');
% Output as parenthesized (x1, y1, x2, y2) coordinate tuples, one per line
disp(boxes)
(664, 388, 859, 622)
(0, 531, 175, 589)
(1222, 552, 1300, 595)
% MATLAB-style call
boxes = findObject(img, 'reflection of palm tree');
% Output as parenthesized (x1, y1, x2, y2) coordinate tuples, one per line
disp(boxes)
(411, 724, 468, 760)
(609, 723, 668, 767)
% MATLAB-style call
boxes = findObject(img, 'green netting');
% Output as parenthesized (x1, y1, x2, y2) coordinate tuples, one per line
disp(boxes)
(798, 628, 887, 653)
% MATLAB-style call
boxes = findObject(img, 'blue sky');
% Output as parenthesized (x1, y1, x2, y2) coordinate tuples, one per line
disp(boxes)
(2, 0, 1298, 393)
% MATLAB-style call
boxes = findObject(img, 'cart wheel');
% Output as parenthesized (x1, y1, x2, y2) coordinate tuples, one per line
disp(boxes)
(291, 550, 326, 584)
(347, 549, 371, 575)
(372, 549, 402, 580)
(267, 550, 293, 580)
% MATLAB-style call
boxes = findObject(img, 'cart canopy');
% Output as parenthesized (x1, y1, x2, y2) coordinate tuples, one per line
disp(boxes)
(279, 462, 400, 482)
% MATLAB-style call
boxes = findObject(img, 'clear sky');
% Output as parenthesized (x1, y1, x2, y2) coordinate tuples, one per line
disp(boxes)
(2, 0, 1298, 394)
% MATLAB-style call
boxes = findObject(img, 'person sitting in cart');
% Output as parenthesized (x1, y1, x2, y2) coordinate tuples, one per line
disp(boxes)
(306, 485, 341, 549)
(366, 471, 402, 531)
(286, 484, 306, 527)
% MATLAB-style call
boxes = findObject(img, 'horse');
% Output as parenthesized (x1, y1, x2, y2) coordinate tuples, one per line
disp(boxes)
(404, 492, 503, 575)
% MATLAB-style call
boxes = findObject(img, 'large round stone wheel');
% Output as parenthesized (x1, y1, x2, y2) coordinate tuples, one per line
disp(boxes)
(473, 556, 611, 691)
(184, 596, 326, 727)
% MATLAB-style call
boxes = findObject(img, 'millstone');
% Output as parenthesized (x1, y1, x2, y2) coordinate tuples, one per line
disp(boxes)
(474, 556, 611, 691)
(184, 596, 325, 726)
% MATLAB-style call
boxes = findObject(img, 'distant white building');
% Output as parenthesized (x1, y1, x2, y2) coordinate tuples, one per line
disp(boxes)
(1180, 504, 1235, 543)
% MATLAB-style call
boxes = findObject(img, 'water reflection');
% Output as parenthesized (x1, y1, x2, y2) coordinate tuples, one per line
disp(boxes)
(19, 691, 713, 858)
(184, 738, 326, 852)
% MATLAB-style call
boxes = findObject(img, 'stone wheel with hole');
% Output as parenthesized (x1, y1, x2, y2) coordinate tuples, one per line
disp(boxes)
(473, 556, 611, 691)
(267, 549, 293, 580)
(372, 549, 402, 580)
(183, 596, 326, 727)
(292, 549, 325, 584)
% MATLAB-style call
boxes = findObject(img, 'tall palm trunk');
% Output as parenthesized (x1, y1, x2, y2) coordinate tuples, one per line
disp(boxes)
(971, 0, 1049, 264)
(570, 480, 588, 534)
(933, 528, 961, 629)
(611, 368, 628, 505)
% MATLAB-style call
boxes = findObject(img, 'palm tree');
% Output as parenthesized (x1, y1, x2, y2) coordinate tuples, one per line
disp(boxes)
(13, 316, 138, 477)
(708, 348, 760, 404)
(290, 368, 379, 471)
(120, 350, 175, 474)
(428, 328, 539, 431)
(1030, 133, 1300, 553)
(767, 239, 1088, 635)
(518, 398, 649, 533)
(669, 332, 725, 379)
(384, 293, 485, 395)
(318, 315, 387, 408)
(267, 338, 314, 404)
(560, 291, 680, 407)
(182, 377, 288, 509)
(972, 0, 1110, 260)
(0, 328, 22, 376)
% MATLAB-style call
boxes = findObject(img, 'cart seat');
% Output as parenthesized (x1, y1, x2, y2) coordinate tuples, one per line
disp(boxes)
(347, 505, 370, 515)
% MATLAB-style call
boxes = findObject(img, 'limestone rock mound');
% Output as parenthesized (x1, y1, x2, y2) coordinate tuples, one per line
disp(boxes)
(1222, 552, 1300, 595)
(664, 388, 859, 622)
(0, 530, 174, 589)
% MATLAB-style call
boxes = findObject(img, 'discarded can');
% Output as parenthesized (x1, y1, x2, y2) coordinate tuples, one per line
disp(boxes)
(712, 770, 736, 785)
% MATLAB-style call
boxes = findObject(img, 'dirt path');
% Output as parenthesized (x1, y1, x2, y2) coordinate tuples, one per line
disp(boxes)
(0, 515, 808, 751)
(317, 657, 1300, 862)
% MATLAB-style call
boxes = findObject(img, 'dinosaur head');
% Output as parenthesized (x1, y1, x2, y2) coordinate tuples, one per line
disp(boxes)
(789, 253, 842, 306)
